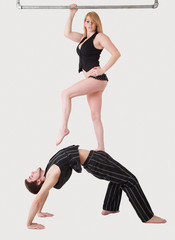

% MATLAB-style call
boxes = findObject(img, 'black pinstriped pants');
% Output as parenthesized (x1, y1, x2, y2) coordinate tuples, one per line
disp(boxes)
(83, 150, 154, 222)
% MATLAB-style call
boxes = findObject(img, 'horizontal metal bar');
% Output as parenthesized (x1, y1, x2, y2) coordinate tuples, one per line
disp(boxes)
(16, 1, 159, 10)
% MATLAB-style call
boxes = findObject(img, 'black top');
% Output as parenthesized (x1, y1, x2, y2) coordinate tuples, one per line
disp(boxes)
(76, 32, 103, 73)
(44, 145, 82, 189)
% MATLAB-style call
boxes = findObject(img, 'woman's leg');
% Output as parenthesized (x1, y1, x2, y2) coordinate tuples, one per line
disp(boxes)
(87, 91, 105, 151)
(56, 78, 107, 145)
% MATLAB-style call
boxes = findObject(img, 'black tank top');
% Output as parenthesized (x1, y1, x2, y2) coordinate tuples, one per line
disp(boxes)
(44, 145, 82, 189)
(76, 32, 103, 73)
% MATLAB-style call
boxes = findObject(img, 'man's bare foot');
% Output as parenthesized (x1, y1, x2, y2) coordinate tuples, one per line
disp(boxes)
(101, 210, 119, 216)
(56, 129, 70, 146)
(146, 215, 167, 224)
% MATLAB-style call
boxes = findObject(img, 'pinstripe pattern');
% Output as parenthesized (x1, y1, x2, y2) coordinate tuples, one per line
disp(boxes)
(83, 150, 154, 222)
(103, 182, 122, 211)
(44, 145, 82, 189)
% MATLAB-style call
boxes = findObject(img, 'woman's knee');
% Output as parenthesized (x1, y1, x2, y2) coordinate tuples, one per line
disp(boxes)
(61, 89, 72, 100)
(91, 111, 101, 122)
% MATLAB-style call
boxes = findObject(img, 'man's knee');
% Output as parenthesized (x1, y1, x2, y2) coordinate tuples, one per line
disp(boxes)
(131, 175, 139, 185)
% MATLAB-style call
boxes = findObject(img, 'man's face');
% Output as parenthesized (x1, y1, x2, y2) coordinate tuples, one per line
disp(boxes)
(27, 167, 41, 183)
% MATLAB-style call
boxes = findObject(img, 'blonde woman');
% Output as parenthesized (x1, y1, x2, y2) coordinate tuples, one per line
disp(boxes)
(56, 4, 121, 150)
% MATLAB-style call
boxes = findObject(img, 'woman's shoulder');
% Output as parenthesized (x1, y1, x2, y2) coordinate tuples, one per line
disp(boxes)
(80, 34, 87, 41)
(96, 32, 110, 40)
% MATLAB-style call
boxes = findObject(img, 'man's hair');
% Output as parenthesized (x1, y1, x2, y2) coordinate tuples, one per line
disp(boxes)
(24, 179, 44, 195)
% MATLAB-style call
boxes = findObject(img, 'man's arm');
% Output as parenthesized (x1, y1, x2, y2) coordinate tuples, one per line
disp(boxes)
(27, 166, 60, 230)
(37, 192, 54, 218)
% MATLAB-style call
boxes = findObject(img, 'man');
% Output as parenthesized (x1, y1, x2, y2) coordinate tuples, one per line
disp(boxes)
(25, 145, 166, 230)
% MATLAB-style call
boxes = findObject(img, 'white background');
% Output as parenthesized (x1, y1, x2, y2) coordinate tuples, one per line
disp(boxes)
(0, 0, 174, 239)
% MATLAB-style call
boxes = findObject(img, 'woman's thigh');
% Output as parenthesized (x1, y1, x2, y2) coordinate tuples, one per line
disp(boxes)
(64, 77, 107, 98)
(87, 91, 103, 116)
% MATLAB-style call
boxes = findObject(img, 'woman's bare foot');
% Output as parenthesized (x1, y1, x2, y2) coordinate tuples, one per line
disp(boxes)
(101, 210, 120, 216)
(94, 147, 105, 151)
(56, 129, 70, 146)
(146, 215, 167, 224)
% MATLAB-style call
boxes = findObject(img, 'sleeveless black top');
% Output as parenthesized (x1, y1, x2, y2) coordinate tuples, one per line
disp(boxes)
(44, 145, 82, 189)
(76, 32, 103, 73)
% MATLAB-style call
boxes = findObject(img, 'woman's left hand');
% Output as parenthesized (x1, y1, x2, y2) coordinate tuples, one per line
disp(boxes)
(91, 67, 104, 77)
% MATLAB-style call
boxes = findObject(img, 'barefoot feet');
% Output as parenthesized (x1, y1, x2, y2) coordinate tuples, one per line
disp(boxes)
(56, 129, 70, 146)
(146, 215, 167, 224)
(101, 210, 119, 216)
(94, 147, 105, 151)
(101, 212, 166, 223)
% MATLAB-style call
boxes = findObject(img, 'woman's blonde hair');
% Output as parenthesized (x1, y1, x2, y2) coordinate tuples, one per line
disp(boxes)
(83, 12, 103, 36)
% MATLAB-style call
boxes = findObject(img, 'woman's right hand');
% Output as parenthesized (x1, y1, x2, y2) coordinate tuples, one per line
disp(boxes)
(69, 3, 78, 14)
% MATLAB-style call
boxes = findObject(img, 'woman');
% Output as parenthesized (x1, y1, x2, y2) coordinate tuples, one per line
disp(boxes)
(56, 4, 121, 151)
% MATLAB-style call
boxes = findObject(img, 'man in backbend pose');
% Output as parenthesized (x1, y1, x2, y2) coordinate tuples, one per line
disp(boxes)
(25, 145, 166, 230)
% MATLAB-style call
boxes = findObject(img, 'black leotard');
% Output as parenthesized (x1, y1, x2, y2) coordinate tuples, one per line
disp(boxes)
(76, 32, 103, 73)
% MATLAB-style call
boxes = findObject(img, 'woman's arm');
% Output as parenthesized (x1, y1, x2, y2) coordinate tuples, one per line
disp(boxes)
(64, 4, 83, 42)
(92, 33, 121, 76)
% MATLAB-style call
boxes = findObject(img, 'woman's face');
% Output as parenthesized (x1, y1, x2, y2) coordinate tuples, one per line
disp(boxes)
(84, 16, 97, 33)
